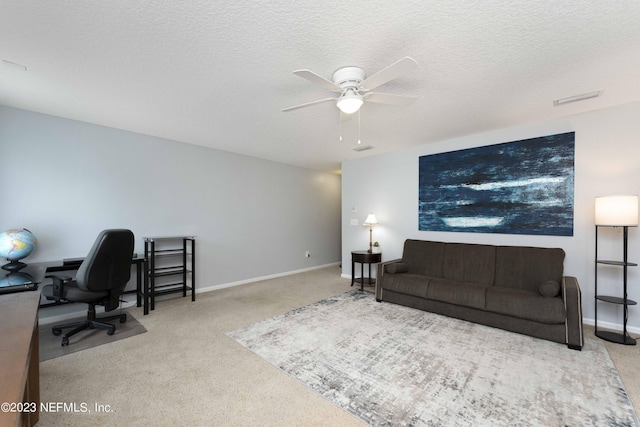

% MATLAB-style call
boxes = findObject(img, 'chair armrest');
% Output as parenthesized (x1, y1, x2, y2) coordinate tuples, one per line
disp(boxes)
(45, 274, 72, 303)
(562, 276, 584, 350)
(376, 258, 403, 301)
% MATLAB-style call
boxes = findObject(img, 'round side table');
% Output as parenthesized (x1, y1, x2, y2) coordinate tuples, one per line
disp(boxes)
(351, 250, 382, 291)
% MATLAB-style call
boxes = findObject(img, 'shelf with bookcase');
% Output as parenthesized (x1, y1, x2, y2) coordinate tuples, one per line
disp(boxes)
(143, 236, 195, 313)
(594, 226, 636, 345)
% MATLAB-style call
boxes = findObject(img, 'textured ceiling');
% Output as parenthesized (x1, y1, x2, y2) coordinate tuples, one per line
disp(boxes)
(2, 1, 640, 173)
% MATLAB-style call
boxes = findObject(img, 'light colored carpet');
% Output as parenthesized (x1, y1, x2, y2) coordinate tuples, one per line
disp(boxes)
(37, 266, 640, 426)
(38, 266, 363, 426)
(228, 290, 639, 426)
(39, 310, 146, 361)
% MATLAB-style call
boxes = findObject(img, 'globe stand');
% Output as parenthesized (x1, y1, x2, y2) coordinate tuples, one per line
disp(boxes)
(2, 260, 27, 272)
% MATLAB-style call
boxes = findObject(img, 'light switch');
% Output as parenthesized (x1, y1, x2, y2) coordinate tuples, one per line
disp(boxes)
(350, 219, 358, 226)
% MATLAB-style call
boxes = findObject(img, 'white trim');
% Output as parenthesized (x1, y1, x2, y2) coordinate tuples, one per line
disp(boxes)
(39, 263, 341, 325)
(39, 299, 138, 325)
(196, 262, 341, 294)
(583, 317, 640, 336)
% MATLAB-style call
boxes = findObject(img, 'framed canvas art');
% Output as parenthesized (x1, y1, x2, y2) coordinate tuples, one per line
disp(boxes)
(418, 132, 575, 236)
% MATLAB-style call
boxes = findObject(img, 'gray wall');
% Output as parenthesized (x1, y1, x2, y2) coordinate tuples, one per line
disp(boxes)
(1, 106, 341, 295)
(342, 101, 640, 332)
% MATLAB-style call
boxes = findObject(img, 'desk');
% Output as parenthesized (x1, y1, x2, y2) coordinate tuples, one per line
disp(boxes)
(39, 256, 148, 314)
(0, 290, 41, 427)
(351, 250, 382, 291)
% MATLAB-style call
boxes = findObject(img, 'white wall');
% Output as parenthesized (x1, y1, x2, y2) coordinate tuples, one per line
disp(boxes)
(1, 106, 341, 294)
(342, 101, 640, 331)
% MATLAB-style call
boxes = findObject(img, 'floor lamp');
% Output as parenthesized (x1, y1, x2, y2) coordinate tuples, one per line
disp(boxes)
(594, 195, 639, 345)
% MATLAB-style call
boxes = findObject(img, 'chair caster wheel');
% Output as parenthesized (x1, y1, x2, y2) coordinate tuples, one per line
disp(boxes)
(107, 328, 115, 336)
(61, 337, 69, 346)
(52, 328, 62, 336)
(119, 314, 127, 323)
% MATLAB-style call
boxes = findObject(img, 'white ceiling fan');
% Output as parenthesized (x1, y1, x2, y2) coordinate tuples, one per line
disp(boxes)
(282, 57, 419, 114)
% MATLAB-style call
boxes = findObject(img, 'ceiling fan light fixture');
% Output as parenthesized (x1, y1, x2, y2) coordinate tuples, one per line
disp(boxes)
(336, 91, 363, 114)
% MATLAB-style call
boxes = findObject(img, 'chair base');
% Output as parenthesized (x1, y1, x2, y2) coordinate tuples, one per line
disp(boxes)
(52, 304, 127, 346)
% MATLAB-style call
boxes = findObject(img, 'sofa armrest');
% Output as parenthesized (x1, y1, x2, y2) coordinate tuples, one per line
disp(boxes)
(562, 276, 584, 350)
(376, 258, 403, 301)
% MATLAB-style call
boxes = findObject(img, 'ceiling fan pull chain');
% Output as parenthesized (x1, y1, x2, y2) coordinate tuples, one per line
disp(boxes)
(357, 109, 361, 145)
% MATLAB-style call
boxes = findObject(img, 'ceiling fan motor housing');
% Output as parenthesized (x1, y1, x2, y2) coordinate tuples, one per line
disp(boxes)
(332, 67, 366, 91)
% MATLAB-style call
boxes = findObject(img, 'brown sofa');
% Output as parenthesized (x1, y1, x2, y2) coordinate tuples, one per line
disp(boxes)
(375, 239, 584, 350)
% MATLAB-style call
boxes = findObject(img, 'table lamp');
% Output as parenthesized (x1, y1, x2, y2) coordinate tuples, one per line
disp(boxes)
(363, 213, 379, 253)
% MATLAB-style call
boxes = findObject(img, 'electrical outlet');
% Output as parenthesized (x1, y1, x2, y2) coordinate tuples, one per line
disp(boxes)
(305, 251, 310, 258)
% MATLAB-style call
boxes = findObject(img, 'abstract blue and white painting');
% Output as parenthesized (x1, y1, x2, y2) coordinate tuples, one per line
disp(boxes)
(418, 132, 575, 236)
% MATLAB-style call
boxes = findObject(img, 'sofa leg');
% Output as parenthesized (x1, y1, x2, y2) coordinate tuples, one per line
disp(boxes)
(568, 344, 582, 351)
(376, 299, 382, 303)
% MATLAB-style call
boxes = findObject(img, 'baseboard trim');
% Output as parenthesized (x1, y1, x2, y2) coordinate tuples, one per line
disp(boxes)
(39, 263, 341, 325)
(39, 299, 138, 325)
(197, 262, 341, 294)
(582, 317, 640, 336)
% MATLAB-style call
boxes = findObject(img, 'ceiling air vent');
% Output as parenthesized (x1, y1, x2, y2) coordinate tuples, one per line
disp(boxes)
(353, 145, 374, 152)
(553, 90, 602, 106)
(1, 59, 27, 71)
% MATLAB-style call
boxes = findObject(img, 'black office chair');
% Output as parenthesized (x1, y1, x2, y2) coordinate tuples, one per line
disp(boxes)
(42, 229, 135, 346)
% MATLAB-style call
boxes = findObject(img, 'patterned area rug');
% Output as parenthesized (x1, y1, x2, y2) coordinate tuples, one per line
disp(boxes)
(227, 290, 639, 426)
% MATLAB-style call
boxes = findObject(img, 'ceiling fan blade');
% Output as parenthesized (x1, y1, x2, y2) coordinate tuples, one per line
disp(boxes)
(293, 69, 340, 90)
(364, 92, 418, 106)
(361, 57, 418, 90)
(281, 97, 337, 112)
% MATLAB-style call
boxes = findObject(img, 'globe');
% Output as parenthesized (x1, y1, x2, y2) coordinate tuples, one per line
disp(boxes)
(0, 272, 34, 288)
(0, 228, 37, 272)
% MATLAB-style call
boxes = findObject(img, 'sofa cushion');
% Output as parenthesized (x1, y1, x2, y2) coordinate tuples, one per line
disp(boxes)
(402, 240, 445, 277)
(485, 287, 566, 324)
(442, 243, 496, 285)
(381, 273, 429, 298)
(494, 246, 565, 293)
(539, 280, 560, 298)
(385, 262, 409, 274)
(426, 278, 488, 310)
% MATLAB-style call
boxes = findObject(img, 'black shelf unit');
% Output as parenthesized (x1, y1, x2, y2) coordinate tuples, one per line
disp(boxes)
(144, 236, 195, 313)
(594, 226, 637, 345)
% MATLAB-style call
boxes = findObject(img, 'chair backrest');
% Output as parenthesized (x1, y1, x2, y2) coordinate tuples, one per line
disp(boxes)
(76, 229, 135, 297)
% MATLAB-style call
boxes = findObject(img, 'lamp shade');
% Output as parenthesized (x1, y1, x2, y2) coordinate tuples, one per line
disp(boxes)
(363, 213, 378, 226)
(595, 195, 639, 226)
(336, 91, 363, 114)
